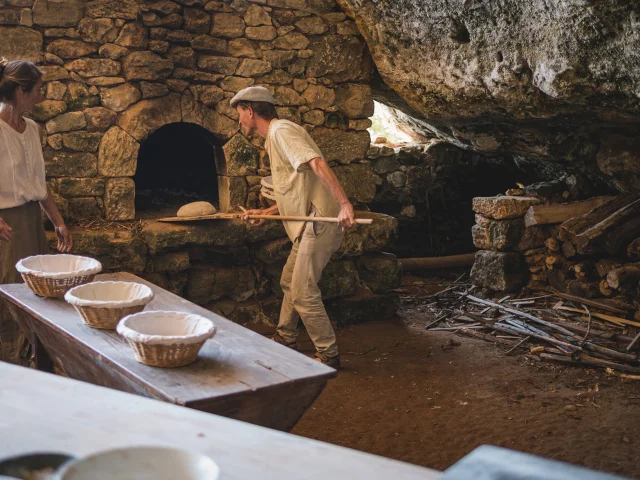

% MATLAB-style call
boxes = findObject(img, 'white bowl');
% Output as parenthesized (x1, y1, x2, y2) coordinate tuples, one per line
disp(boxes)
(117, 311, 216, 345)
(56, 446, 220, 480)
(65, 281, 154, 309)
(16, 254, 102, 279)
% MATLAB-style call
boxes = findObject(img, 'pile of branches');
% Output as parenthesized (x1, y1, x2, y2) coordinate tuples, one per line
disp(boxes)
(421, 285, 640, 377)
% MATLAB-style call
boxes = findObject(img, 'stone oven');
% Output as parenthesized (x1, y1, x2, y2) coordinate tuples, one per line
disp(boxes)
(0, 0, 403, 326)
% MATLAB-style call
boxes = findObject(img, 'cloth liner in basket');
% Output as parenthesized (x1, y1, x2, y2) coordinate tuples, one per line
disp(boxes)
(117, 310, 216, 368)
(16, 254, 102, 298)
(65, 281, 154, 330)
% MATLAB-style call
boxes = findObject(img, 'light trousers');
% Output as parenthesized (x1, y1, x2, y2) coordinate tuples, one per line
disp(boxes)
(277, 219, 343, 358)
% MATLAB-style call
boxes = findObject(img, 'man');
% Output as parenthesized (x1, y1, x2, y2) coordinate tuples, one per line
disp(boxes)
(231, 86, 356, 369)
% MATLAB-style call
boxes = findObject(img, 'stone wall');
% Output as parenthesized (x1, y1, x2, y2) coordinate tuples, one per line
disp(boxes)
(366, 139, 525, 258)
(46, 211, 402, 327)
(0, 0, 374, 221)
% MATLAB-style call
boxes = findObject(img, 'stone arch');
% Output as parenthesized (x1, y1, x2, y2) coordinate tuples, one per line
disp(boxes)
(112, 91, 259, 215)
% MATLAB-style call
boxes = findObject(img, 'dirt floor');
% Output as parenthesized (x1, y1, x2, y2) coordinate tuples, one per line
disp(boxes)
(263, 272, 640, 478)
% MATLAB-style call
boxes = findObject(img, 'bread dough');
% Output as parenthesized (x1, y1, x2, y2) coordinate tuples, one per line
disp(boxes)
(177, 201, 217, 217)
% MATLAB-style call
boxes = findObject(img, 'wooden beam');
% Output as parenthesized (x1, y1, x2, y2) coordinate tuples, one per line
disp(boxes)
(400, 253, 476, 271)
(523, 196, 614, 227)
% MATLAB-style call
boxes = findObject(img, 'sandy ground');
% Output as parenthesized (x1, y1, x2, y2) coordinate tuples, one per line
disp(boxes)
(257, 273, 640, 478)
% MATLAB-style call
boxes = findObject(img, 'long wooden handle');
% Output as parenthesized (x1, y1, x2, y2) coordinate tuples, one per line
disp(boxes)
(247, 214, 373, 224)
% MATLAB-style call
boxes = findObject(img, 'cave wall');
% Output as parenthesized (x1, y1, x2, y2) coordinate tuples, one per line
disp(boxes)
(337, 0, 640, 192)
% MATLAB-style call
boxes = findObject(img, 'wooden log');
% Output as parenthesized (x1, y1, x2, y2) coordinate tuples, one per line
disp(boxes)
(600, 279, 614, 297)
(543, 289, 627, 313)
(595, 258, 622, 278)
(582, 343, 638, 364)
(627, 237, 640, 259)
(572, 260, 594, 276)
(561, 241, 577, 258)
(554, 305, 640, 328)
(493, 323, 580, 352)
(560, 193, 640, 253)
(597, 216, 640, 256)
(606, 262, 640, 290)
(524, 196, 614, 227)
(399, 253, 477, 271)
(544, 237, 560, 252)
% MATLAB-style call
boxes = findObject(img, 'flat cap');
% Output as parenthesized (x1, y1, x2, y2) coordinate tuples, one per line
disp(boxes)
(230, 86, 275, 107)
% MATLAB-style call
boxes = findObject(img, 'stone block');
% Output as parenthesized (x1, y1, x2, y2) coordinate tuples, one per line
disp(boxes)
(67, 196, 103, 220)
(99, 83, 141, 112)
(84, 106, 117, 131)
(65, 58, 121, 78)
(235, 58, 272, 77)
(310, 127, 371, 164)
(104, 177, 135, 220)
(44, 151, 97, 177)
(45, 111, 86, 134)
(220, 76, 255, 92)
(245, 25, 276, 41)
(46, 39, 97, 59)
(46, 81, 67, 101)
(122, 51, 173, 81)
(33, 0, 83, 27)
(141, 220, 247, 254)
(98, 126, 139, 176)
(244, 4, 271, 27)
(186, 264, 255, 304)
(372, 156, 400, 174)
(63, 82, 100, 110)
(354, 252, 402, 294)
(62, 132, 102, 152)
(319, 259, 359, 299)
(197, 55, 239, 75)
(58, 178, 105, 197)
(117, 93, 181, 141)
(218, 175, 248, 212)
(140, 82, 170, 99)
(146, 251, 190, 273)
(333, 163, 376, 204)
(220, 133, 259, 176)
(115, 22, 148, 48)
(471, 219, 524, 251)
(78, 18, 119, 43)
(302, 84, 334, 110)
(470, 250, 525, 292)
(254, 237, 291, 264)
(191, 34, 227, 53)
(210, 13, 244, 38)
(166, 45, 196, 68)
(273, 32, 309, 50)
(306, 35, 366, 81)
(184, 8, 210, 33)
(334, 84, 374, 119)
(227, 300, 262, 326)
(0, 26, 42, 62)
(32, 100, 67, 122)
(39, 65, 69, 82)
(84, 0, 140, 19)
(472, 196, 540, 220)
(295, 16, 327, 35)
(189, 84, 224, 106)
(325, 287, 400, 327)
(335, 212, 397, 258)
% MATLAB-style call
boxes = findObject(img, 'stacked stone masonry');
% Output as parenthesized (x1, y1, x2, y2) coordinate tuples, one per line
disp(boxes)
(0, 0, 403, 326)
(0, 0, 374, 221)
(45, 212, 402, 327)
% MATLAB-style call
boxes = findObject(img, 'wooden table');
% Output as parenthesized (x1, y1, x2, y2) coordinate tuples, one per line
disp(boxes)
(0, 272, 335, 432)
(0, 363, 441, 479)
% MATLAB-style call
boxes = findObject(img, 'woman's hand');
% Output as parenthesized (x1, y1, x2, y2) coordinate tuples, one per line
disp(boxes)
(55, 224, 73, 252)
(0, 218, 12, 242)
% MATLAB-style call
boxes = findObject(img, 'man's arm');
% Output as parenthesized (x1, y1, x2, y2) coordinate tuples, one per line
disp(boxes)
(308, 157, 356, 229)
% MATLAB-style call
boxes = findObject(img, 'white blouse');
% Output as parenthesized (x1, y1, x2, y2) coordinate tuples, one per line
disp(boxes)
(0, 116, 48, 209)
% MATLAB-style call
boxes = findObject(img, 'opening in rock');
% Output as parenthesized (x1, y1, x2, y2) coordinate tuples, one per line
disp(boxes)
(134, 123, 221, 219)
(368, 101, 413, 143)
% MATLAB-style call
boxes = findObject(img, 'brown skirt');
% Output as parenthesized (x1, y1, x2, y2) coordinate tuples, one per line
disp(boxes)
(0, 201, 49, 364)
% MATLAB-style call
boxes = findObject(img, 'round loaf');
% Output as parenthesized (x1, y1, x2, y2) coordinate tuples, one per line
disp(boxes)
(177, 201, 217, 217)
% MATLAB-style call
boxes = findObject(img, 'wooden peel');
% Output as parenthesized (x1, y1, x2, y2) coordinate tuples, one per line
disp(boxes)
(157, 212, 373, 224)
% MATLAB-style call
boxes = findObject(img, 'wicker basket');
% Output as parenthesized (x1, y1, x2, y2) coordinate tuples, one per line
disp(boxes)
(117, 311, 216, 368)
(65, 282, 154, 330)
(16, 255, 102, 298)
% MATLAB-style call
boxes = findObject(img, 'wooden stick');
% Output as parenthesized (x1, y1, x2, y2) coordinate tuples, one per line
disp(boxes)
(504, 335, 531, 355)
(524, 196, 614, 227)
(462, 294, 577, 337)
(544, 289, 627, 314)
(246, 214, 373, 224)
(493, 323, 580, 352)
(540, 352, 640, 374)
(554, 305, 640, 327)
(627, 331, 640, 352)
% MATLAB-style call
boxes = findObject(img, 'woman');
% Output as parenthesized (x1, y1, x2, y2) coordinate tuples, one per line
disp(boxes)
(0, 58, 72, 364)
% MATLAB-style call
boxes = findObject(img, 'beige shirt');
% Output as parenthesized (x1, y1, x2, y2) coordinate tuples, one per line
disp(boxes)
(0, 117, 47, 209)
(265, 119, 339, 241)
